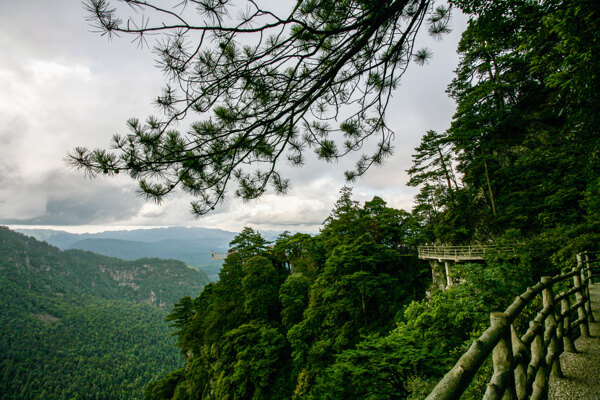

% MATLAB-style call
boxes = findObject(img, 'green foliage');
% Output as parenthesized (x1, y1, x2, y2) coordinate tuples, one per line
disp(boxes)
(146, 191, 431, 399)
(242, 257, 280, 321)
(312, 330, 448, 400)
(213, 321, 293, 400)
(144, 369, 186, 400)
(228, 228, 270, 259)
(279, 274, 311, 329)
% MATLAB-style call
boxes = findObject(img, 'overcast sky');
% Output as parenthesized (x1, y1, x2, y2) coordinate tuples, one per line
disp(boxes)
(0, 0, 468, 234)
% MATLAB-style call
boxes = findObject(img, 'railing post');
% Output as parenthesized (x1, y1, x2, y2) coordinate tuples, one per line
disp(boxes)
(560, 298, 576, 353)
(541, 276, 563, 379)
(529, 321, 548, 400)
(510, 325, 528, 400)
(583, 253, 596, 323)
(574, 258, 590, 338)
(584, 253, 592, 284)
(483, 312, 515, 400)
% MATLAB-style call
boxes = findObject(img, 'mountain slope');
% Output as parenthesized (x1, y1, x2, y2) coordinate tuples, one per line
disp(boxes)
(0, 227, 208, 399)
(1, 228, 209, 307)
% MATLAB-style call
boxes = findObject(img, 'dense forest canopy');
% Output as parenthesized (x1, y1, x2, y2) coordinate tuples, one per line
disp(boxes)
(143, 189, 541, 400)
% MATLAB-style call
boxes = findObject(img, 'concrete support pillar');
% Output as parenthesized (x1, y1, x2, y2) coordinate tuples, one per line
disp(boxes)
(445, 261, 452, 288)
(429, 260, 447, 291)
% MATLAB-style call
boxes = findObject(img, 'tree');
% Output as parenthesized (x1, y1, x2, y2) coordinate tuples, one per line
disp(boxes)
(407, 129, 457, 194)
(407, 0, 600, 244)
(227, 227, 269, 259)
(310, 331, 448, 400)
(70, 0, 452, 214)
(279, 273, 311, 329)
(241, 256, 280, 321)
(271, 232, 324, 278)
(213, 321, 293, 400)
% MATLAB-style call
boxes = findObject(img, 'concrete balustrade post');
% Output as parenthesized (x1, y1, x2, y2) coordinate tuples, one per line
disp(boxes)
(510, 325, 528, 400)
(541, 276, 563, 378)
(583, 253, 596, 323)
(584, 253, 593, 284)
(560, 298, 576, 353)
(529, 322, 548, 400)
(574, 259, 590, 338)
(483, 313, 515, 400)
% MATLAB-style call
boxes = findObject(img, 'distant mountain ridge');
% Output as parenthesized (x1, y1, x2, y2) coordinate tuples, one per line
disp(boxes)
(15, 226, 239, 250)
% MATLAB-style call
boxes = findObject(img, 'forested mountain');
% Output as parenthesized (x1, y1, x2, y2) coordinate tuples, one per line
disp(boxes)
(0, 227, 209, 399)
(15, 226, 238, 250)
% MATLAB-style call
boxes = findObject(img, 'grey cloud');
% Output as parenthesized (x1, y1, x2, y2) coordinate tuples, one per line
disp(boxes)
(0, 113, 29, 146)
(245, 210, 327, 227)
(0, 169, 145, 225)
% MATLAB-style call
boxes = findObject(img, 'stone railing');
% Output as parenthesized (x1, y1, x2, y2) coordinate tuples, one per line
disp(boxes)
(426, 253, 598, 400)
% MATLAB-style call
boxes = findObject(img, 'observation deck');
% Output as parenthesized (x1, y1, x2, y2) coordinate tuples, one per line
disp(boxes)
(210, 251, 228, 260)
(418, 245, 514, 262)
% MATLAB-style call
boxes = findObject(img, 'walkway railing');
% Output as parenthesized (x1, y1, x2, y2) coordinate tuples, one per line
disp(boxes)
(418, 245, 515, 261)
(426, 253, 598, 400)
(210, 251, 228, 260)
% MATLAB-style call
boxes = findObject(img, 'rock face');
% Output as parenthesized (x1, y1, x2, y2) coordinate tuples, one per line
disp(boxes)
(429, 260, 447, 292)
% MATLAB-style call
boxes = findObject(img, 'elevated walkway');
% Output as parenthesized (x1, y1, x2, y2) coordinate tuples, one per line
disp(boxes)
(419, 245, 514, 290)
(418, 245, 514, 262)
(210, 251, 227, 260)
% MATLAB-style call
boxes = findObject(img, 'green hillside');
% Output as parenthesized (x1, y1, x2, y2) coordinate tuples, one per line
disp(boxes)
(0, 227, 209, 399)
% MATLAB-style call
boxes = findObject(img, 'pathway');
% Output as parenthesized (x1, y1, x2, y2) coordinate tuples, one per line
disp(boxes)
(549, 284, 600, 400)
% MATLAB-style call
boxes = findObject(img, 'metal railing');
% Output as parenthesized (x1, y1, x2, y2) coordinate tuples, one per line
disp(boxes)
(426, 253, 597, 400)
(210, 251, 228, 260)
(418, 245, 515, 261)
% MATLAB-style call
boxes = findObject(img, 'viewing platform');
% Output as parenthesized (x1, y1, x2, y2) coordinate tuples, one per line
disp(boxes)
(210, 251, 228, 260)
(418, 245, 513, 262)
